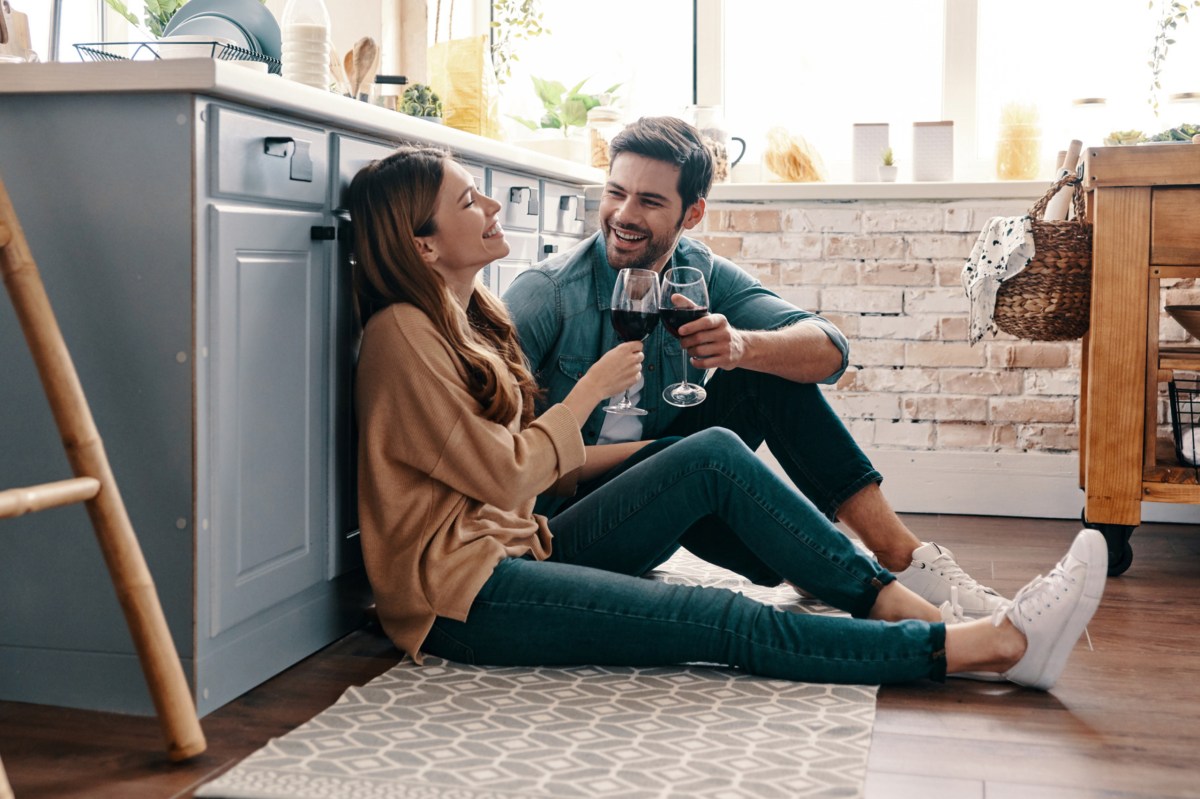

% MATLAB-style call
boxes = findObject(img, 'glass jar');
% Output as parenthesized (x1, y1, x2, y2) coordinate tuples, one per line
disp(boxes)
(685, 105, 746, 183)
(995, 102, 1042, 180)
(587, 106, 622, 171)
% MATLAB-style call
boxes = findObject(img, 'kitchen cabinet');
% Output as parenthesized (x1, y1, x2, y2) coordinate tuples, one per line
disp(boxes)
(1079, 143, 1200, 575)
(0, 66, 598, 717)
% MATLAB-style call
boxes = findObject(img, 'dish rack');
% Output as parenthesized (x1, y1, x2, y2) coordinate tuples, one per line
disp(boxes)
(1168, 374, 1200, 467)
(74, 41, 281, 74)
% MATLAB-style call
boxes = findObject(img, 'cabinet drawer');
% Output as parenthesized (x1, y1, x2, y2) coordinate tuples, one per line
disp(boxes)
(1151, 188, 1200, 265)
(542, 181, 587, 236)
(489, 169, 540, 232)
(210, 105, 329, 206)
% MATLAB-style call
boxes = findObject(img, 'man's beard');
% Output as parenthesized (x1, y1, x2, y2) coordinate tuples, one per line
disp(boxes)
(603, 219, 682, 272)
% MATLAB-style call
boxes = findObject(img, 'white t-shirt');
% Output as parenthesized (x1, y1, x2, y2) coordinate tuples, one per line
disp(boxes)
(597, 372, 645, 444)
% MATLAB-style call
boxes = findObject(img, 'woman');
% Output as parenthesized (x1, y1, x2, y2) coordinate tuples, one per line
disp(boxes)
(348, 145, 1106, 689)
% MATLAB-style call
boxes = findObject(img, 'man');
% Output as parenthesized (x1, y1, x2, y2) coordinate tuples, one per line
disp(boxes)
(504, 116, 1004, 616)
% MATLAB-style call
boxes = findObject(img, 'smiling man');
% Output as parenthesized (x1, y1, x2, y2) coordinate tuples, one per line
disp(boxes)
(504, 116, 1005, 617)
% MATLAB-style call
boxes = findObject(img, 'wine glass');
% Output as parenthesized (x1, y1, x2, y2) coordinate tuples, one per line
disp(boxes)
(605, 268, 661, 416)
(659, 266, 709, 407)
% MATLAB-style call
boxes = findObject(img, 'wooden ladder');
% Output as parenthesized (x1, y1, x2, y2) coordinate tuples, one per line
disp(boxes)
(0, 172, 206, 794)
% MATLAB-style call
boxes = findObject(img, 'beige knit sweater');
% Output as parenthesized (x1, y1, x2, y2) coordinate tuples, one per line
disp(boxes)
(355, 303, 586, 662)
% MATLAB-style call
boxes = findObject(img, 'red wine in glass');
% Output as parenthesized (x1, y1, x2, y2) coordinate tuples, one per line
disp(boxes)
(661, 307, 709, 338)
(605, 268, 661, 416)
(612, 309, 661, 342)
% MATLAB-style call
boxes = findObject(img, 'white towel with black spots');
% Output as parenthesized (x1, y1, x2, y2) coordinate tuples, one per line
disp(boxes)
(962, 214, 1036, 344)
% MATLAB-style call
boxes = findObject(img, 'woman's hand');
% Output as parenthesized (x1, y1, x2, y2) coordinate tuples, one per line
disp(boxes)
(562, 341, 643, 426)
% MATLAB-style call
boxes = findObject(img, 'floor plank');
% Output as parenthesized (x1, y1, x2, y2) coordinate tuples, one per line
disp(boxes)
(0, 514, 1195, 799)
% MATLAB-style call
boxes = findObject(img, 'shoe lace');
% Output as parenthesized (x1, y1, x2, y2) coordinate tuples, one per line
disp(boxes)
(928, 549, 1000, 599)
(939, 585, 967, 624)
(989, 560, 1078, 627)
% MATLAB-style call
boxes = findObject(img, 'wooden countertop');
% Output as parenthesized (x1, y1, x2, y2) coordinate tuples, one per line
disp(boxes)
(1084, 143, 1200, 188)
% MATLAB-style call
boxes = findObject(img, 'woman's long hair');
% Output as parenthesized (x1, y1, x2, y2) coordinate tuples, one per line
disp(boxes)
(347, 146, 539, 428)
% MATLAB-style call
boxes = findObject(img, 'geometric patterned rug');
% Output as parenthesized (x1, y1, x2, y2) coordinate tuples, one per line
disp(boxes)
(196, 550, 877, 799)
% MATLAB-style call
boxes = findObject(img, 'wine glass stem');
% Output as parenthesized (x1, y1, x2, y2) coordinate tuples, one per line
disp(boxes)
(681, 348, 689, 388)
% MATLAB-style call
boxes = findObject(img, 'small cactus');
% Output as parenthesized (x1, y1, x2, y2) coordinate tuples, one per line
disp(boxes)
(401, 84, 443, 119)
(881, 146, 895, 166)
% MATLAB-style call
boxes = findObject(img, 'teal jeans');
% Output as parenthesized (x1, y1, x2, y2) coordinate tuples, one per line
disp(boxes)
(424, 428, 947, 685)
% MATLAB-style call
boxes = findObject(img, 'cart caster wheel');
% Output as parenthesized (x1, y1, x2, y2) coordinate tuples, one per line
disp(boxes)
(1081, 513, 1135, 576)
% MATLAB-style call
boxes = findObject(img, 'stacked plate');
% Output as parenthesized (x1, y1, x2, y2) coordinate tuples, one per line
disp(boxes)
(160, 0, 282, 72)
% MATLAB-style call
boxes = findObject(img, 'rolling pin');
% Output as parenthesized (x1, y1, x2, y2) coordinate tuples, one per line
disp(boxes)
(1043, 139, 1082, 221)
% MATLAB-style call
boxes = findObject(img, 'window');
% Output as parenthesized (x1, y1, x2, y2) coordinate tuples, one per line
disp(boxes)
(493, 0, 693, 141)
(720, 0, 944, 182)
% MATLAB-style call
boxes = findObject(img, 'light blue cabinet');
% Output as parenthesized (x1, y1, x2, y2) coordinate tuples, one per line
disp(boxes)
(0, 89, 594, 717)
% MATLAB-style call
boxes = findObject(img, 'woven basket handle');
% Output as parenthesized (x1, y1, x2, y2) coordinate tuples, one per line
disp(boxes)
(1029, 172, 1086, 222)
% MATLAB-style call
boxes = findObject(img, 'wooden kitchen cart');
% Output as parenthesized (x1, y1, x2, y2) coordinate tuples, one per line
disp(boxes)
(1080, 143, 1200, 574)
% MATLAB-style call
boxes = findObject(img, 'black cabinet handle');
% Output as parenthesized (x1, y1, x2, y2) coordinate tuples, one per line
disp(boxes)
(543, 243, 558, 254)
(311, 226, 336, 240)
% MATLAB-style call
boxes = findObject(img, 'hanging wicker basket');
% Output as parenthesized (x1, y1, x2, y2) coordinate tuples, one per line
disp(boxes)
(993, 173, 1093, 341)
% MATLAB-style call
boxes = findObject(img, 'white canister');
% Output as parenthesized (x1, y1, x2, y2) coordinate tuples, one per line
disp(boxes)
(852, 123, 889, 183)
(281, 0, 332, 90)
(913, 121, 954, 182)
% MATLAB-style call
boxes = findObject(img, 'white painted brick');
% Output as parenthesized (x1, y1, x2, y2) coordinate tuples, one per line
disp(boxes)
(783, 207, 863, 233)
(846, 417, 875, 445)
(822, 286, 904, 314)
(905, 342, 988, 368)
(859, 261, 936, 286)
(1025, 369, 1081, 396)
(942, 206, 977, 232)
(861, 207, 944, 233)
(850, 367, 940, 393)
(873, 419, 936, 448)
(774, 285, 822, 311)
(781, 260, 858, 286)
(904, 287, 969, 314)
(848, 339, 906, 367)
(859, 313, 940, 340)
(1016, 424, 1079, 452)
(740, 234, 823, 260)
(825, 235, 906, 260)
(937, 421, 1018, 450)
(825, 392, 902, 419)
(990, 397, 1077, 423)
(940, 369, 1023, 395)
(904, 395, 989, 421)
(936, 259, 971, 287)
(908, 233, 974, 259)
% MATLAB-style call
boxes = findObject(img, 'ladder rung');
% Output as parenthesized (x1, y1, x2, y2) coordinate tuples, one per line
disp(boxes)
(0, 476, 102, 519)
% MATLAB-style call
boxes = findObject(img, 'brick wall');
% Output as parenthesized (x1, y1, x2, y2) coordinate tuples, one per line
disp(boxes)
(691, 198, 1092, 456)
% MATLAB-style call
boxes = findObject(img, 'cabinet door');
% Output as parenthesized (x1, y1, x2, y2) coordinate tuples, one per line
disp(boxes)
(207, 204, 330, 635)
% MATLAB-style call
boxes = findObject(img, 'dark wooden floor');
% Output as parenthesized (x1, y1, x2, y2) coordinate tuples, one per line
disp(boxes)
(1, 513, 1197, 799)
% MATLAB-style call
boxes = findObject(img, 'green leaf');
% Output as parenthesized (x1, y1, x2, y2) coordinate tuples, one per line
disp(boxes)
(532, 76, 566, 107)
(102, 0, 140, 27)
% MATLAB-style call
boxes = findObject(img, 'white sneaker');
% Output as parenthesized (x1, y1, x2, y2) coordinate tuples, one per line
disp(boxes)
(895, 542, 1007, 617)
(998, 528, 1107, 691)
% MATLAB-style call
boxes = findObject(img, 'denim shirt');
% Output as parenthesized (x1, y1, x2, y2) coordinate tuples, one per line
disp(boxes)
(504, 231, 850, 449)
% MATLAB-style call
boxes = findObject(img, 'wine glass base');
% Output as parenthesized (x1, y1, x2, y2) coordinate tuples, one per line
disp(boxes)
(663, 383, 706, 407)
(604, 404, 649, 416)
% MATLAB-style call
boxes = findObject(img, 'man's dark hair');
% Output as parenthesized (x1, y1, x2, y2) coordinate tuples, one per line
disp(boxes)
(609, 116, 715, 210)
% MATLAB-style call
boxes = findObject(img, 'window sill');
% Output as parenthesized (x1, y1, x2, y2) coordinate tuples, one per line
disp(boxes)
(707, 180, 1047, 202)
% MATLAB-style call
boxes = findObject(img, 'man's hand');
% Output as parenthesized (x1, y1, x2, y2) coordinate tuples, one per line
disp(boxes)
(678, 313, 747, 371)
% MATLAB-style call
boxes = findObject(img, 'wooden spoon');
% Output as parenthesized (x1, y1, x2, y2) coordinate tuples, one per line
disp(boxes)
(343, 48, 356, 97)
(351, 37, 378, 101)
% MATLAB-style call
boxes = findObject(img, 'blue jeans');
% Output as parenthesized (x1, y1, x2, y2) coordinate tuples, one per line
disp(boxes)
(424, 429, 947, 685)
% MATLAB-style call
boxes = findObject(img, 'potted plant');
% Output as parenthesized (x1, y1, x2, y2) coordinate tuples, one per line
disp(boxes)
(400, 84, 444, 123)
(511, 76, 620, 162)
(878, 147, 898, 182)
